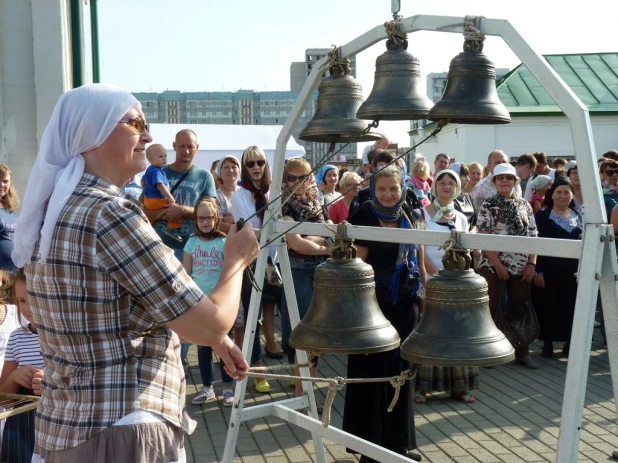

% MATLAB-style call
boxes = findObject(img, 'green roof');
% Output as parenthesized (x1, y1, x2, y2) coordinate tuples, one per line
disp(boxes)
(497, 52, 618, 114)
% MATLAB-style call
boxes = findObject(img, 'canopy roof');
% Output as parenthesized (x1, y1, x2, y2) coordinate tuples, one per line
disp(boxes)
(497, 52, 618, 114)
(148, 124, 305, 170)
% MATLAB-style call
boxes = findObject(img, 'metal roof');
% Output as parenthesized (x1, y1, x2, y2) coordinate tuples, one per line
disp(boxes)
(497, 53, 618, 114)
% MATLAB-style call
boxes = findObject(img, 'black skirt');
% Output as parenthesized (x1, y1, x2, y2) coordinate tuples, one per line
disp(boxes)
(342, 291, 417, 457)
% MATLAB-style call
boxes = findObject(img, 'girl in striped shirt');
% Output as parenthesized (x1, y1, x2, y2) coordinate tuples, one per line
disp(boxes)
(0, 268, 44, 463)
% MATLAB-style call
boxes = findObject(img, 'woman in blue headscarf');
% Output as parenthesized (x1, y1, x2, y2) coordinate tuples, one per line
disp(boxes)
(315, 164, 341, 210)
(343, 164, 425, 462)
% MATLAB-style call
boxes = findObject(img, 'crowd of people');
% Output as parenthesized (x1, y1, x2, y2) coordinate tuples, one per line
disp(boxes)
(0, 82, 615, 462)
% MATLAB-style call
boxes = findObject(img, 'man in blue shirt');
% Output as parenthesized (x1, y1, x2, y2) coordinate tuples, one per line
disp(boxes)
(143, 129, 216, 262)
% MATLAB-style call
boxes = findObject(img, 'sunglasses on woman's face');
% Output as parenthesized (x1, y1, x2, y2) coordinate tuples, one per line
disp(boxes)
(604, 169, 618, 177)
(245, 160, 266, 168)
(118, 116, 150, 134)
(286, 173, 309, 183)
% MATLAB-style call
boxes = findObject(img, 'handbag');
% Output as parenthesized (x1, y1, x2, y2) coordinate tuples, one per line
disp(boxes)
(265, 255, 282, 287)
(493, 279, 540, 348)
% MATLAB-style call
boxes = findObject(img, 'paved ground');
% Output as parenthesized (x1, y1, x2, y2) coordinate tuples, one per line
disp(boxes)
(183, 322, 617, 463)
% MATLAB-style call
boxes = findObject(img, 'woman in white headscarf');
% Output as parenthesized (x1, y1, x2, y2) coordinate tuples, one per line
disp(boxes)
(13, 84, 258, 463)
(414, 170, 480, 405)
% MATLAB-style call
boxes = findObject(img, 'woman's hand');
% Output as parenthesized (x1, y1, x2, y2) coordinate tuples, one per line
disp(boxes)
(10, 365, 42, 390)
(31, 369, 44, 396)
(495, 263, 509, 281)
(521, 264, 535, 283)
(533, 274, 545, 288)
(225, 221, 260, 269)
(213, 336, 249, 380)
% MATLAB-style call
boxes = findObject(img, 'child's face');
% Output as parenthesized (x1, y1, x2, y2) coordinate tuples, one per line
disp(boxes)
(15, 280, 33, 324)
(148, 150, 167, 168)
(196, 204, 216, 234)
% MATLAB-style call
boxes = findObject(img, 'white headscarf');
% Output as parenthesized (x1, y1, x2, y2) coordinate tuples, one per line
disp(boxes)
(12, 84, 139, 267)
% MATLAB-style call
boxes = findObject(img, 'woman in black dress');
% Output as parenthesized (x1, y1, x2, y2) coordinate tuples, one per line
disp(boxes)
(343, 164, 426, 462)
(532, 177, 582, 357)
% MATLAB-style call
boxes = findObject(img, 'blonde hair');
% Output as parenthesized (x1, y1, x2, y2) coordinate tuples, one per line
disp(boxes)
(193, 198, 226, 240)
(11, 268, 29, 330)
(374, 164, 403, 182)
(468, 162, 483, 175)
(412, 160, 430, 179)
(0, 164, 19, 213)
(0, 270, 11, 305)
(339, 171, 362, 191)
(283, 158, 311, 179)
(241, 145, 270, 189)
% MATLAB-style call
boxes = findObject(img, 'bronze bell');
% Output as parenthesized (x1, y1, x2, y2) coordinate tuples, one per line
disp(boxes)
(289, 225, 400, 355)
(427, 35, 511, 125)
(357, 32, 433, 121)
(299, 55, 381, 143)
(400, 246, 514, 366)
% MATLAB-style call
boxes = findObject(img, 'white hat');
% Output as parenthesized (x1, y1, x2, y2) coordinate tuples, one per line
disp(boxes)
(492, 163, 518, 179)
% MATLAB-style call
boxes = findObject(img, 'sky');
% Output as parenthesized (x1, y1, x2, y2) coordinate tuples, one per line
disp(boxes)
(97, 0, 617, 152)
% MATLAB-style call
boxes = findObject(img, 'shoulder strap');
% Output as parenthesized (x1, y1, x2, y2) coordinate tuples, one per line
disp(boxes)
(169, 166, 194, 195)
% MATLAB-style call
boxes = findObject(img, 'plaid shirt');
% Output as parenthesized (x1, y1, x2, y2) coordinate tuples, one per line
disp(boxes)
(25, 174, 203, 451)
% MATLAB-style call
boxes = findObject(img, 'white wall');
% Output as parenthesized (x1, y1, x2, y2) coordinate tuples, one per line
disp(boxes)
(411, 115, 618, 166)
(0, 0, 72, 197)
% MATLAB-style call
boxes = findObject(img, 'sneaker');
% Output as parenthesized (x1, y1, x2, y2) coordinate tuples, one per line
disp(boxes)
(222, 388, 234, 407)
(192, 387, 216, 405)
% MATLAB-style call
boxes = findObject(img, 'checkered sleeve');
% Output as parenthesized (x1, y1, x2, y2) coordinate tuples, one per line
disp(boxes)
(95, 201, 204, 324)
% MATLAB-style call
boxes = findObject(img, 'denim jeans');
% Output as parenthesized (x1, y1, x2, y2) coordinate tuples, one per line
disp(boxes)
(198, 345, 233, 387)
(241, 270, 264, 365)
(280, 267, 316, 363)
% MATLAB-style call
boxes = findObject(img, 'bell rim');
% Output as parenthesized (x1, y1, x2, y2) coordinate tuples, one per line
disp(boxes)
(288, 340, 402, 355)
(400, 351, 515, 367)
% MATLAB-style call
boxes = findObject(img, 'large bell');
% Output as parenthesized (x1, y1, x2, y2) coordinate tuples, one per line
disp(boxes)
(357, 34, 433, 121)
(299, 55, 381, 143)
(427, 36, 511, 125)
(289, 228, 400, 355)
(400, 247, 514, 366)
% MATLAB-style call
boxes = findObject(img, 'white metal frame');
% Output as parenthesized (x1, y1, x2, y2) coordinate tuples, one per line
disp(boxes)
(223, 14, 617, 463)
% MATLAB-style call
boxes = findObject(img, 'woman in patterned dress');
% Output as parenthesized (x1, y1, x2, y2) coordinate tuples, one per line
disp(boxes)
(476, 163, 539, 369)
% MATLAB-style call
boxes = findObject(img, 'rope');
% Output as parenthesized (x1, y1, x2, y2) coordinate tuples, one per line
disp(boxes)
(463, 16, 485, 52)
(439, 230, 472, 271)
(384, 19, 407, 48)
(241, 363, 415, 428)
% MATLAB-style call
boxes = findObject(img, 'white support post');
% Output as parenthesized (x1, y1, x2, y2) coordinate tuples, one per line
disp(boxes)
(224, 13, 611, 463)
(555, 225, 605, 461)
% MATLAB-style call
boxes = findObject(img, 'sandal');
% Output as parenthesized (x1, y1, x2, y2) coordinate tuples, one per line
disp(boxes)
(451, 391, 476, 403)
(413, 390, 427, 404)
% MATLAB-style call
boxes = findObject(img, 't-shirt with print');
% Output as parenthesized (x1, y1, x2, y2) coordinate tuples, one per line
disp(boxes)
(152, 165, 216, 250)
(0, 208, 17, 271)
(142, 165, 169, 200)
(476, 195, 538, 276)
(183, 236, 225, 296)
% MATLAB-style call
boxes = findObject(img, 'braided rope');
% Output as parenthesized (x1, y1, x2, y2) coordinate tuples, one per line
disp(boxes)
(242, 363, 415, 428)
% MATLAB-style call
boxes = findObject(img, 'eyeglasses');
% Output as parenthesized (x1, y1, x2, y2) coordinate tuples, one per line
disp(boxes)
(605, 169, 618, 177)
(494, 175, 516, 181)
(196, 216, 215, 223)
(245, 160, 266, 168)
(286, 173, 309, 183)
(118, 117, 150, 134)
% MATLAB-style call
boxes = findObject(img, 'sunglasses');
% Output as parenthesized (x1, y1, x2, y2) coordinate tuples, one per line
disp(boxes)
(118, 117, 150, 134)
(286, 173, 309, 183)
(245, 160, 266, 168)
(494, 174, 516, 181)
(605, 169, 618, 177)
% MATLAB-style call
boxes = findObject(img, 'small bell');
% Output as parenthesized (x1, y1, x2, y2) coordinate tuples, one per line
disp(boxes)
(400, 240, 514, 366)
(289, 223, 400, 355)
(299, 49, 381, 143)
(357, 21, 433, 121)
(427, 20, 511, 125)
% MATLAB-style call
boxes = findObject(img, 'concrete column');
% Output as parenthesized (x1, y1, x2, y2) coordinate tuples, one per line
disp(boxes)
(0, 0, 72, 197)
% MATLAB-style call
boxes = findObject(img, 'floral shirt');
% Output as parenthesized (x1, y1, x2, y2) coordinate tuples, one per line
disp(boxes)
(470, 174, 522, 213)
(477, 195, 538, 276)
(216, 188, 233, 217)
